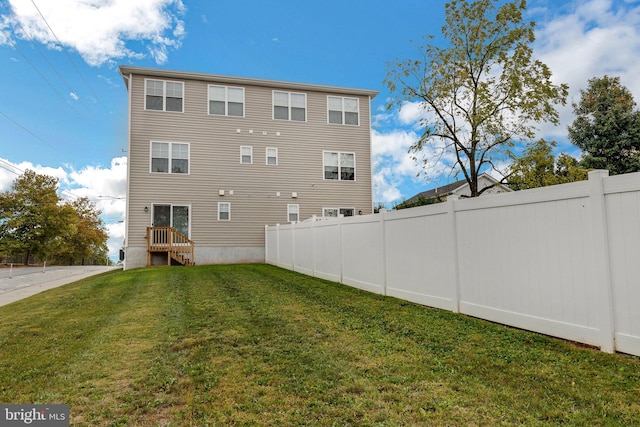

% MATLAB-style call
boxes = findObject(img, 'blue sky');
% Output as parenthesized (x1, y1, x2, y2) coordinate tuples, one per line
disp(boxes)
(1, 0, 639, 259)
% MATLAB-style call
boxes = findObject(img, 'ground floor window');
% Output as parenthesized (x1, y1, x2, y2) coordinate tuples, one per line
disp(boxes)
(218, 202, 230, 221)
(287, 204, 299, 222)
(323, 207, 355, 217)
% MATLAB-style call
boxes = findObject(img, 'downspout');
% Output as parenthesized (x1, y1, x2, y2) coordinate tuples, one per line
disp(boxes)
(119, 70, 133, 270)
(369, 95, 375, 214)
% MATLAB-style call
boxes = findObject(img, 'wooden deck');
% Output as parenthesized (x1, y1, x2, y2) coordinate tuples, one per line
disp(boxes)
(146, 226, 194, 266)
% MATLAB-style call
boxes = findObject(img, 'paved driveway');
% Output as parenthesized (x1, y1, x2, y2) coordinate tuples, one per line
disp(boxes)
(0, 265, 120, 307)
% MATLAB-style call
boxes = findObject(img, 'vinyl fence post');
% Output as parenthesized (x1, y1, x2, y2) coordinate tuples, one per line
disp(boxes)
(448, 195, 461, 313)
(274, 224, 281, 267)
(339, 214, 345, 284)
(311, 215, 317, 278)
(380, 209, 388, 296)
(265, 224, 269, 264)
(588, 170, 616, 353)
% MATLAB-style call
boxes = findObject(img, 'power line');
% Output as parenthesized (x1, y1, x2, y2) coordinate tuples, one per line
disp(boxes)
(0, 110, 59, 151)
(30, 0, 101, 103)
(0, 158, 24, 176)
(0, 29, 80, 116)
(0, 156, 85, 201)
(17, 21, 91, 112)
(0, 160, 21, 175)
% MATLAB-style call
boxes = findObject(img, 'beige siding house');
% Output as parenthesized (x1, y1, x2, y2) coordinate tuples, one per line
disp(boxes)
(119, 66, 378, 269)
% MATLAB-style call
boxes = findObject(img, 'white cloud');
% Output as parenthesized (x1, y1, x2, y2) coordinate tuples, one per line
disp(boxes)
(397, 101, 425, 127)
(372, 128, 426, 205)
(533, 0, 640, 142)
(0, 160, 68, 190)
(1, 0, 186, 66)
(0, 156, 127, 259)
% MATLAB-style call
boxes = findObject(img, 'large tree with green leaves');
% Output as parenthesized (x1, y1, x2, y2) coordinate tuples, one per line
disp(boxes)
(507, 139, 588, 190)
(0, 170, 70, 264)
(385, 0, 568, 196)
(0, 170, 108, 265)
(57, 197, 109, 265)
(568, 75, 640, 175)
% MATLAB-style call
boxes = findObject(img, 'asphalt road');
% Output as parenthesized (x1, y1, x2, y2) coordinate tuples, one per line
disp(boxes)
(0, 265, 120, 307)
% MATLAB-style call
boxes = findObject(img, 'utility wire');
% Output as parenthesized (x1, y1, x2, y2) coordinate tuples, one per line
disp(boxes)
(0, 110, 59, 151)
(0, 29, 80, 116)
(0, 162, 21, 175)
(0, 158, 23, 175)
(0, 155, 85, 201)
(30, 0, 101, 103)
(18, 22, 91, 112)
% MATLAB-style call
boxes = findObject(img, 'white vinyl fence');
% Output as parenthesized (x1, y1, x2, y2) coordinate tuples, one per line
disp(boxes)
(265, 170, 640, 356)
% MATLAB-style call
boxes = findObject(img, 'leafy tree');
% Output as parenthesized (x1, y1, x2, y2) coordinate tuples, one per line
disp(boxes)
(0, 170, 70, 264)
(384, 0, 568, 197)
(556, 153, 589, 183)
(57, 197, 109, 265)
(508, 139, 588, 190)
(0, 170, 108, 265)
(568, 75, 640, 175)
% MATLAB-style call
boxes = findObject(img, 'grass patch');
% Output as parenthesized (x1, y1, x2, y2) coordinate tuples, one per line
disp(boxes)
(0, 264, 638, 425)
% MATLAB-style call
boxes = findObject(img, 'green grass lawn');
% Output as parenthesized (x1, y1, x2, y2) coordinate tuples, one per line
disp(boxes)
(0, 264, 638, 426)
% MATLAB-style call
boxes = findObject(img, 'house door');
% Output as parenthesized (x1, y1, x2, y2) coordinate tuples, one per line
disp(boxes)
(152, 204, 190, 237)
(152, 204, 171, 227)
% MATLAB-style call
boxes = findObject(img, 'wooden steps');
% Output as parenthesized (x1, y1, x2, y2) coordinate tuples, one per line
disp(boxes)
(146, 226, 195, 267)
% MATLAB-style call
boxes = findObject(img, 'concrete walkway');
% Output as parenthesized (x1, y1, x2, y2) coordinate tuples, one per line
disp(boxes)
(0, 265, 120, 307)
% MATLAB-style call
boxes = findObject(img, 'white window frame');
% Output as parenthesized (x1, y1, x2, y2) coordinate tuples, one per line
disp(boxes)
(273, 91, 307, 121)
(287, 204, 299, 222)
(327, 96, 359, 125)
(323, 151, 355, 181)
(266, 147, 278, 165)
(323, 207, 355, 217)
(145, 79, 184, 112)
(150, 141, 190, 174)
(218, 202, 231, 221)
(208, 85, 245, 117)
(240, 146, 253, 164)
(323, 208, 339, 218)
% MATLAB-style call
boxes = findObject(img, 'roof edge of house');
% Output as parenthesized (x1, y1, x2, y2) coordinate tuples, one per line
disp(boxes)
(118, 66, 379, 98)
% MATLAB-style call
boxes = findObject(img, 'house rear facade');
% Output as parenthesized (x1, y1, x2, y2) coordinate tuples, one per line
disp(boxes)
(119, 66, 377, 269)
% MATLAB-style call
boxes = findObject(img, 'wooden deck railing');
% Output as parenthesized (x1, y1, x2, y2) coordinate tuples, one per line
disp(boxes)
(146, 226, 194, 266)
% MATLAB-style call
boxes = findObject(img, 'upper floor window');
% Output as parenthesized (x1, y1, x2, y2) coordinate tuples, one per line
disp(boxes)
(323, 151, 355, 181)
(266, 147, 278, 165)
(151, 142, 189, 174)
(328, 96, 359, 125)
(274, 91, 306, 121)
(240, 146, 253, 164)
(209, 85, 244, 117)
(145, 79, 183, 112)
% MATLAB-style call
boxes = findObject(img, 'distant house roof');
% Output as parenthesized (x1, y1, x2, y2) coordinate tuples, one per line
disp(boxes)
(400, 173, 512, 206)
